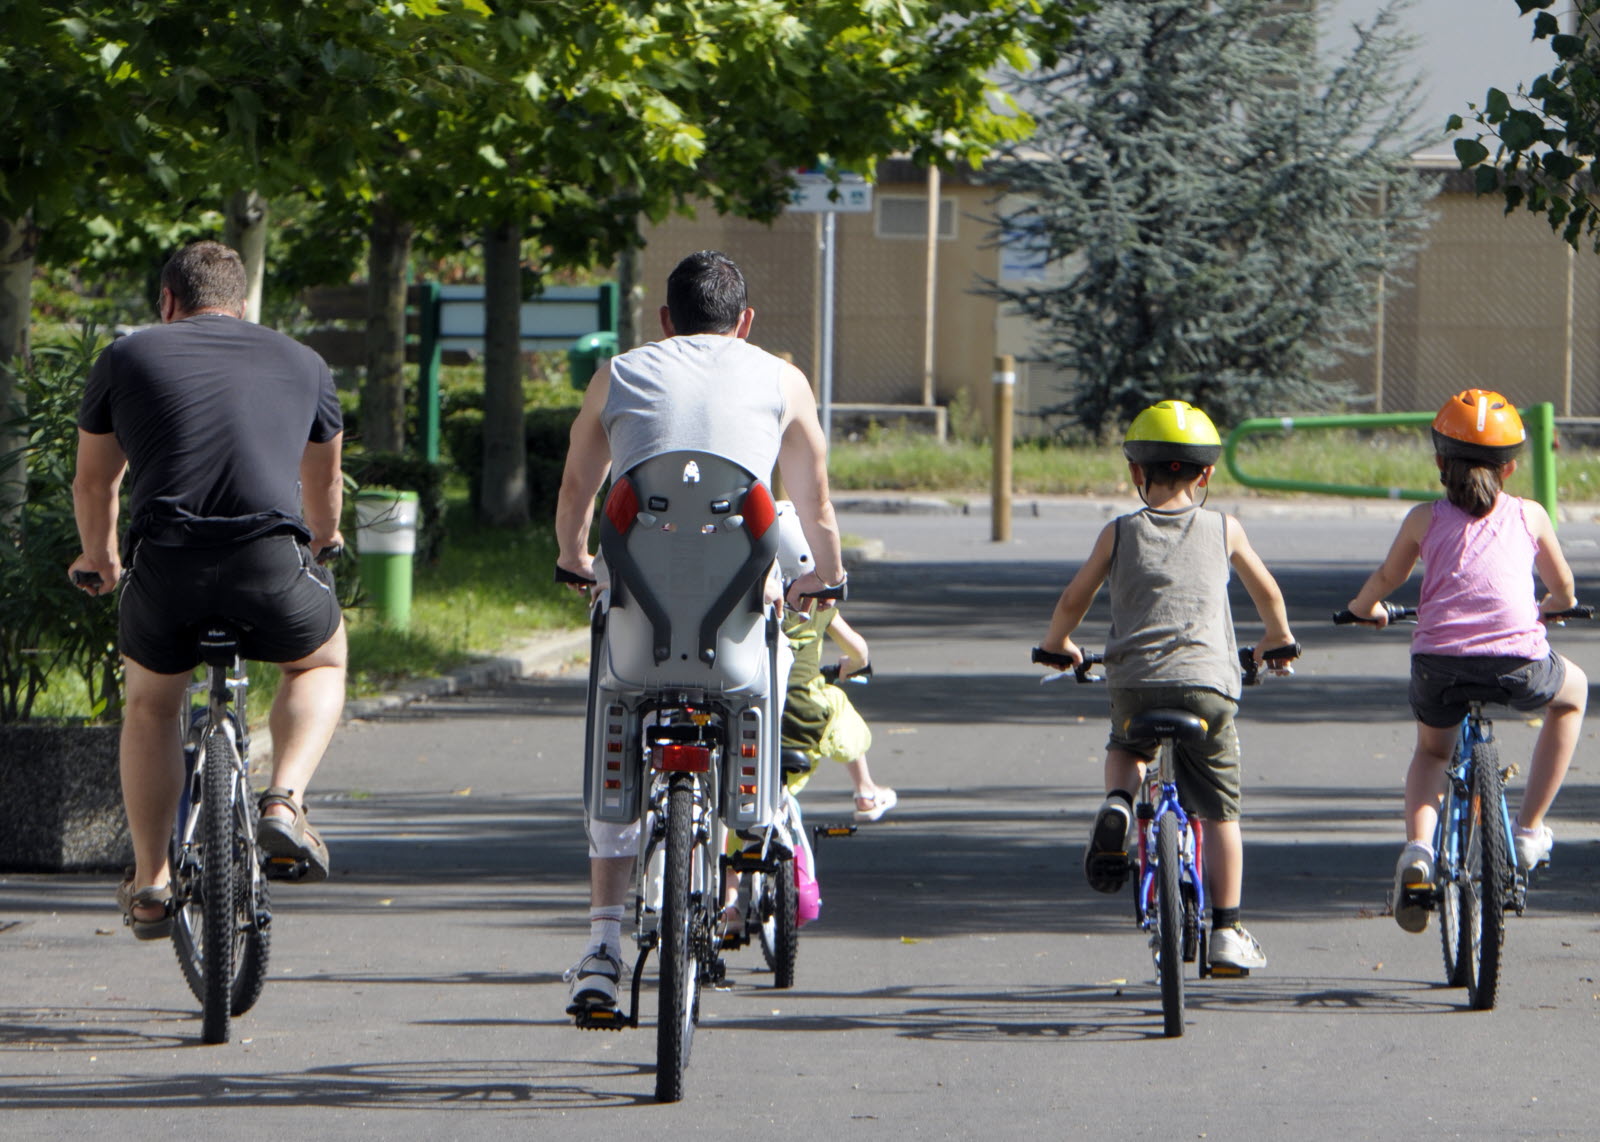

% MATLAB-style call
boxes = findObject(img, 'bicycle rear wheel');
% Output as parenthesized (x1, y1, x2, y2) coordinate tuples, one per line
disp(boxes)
(655, 773, 704, 1102)
(1155, 810, 1184, 1038)
(757, 855, 798, 989)
(1467, 743, 1508, 1011)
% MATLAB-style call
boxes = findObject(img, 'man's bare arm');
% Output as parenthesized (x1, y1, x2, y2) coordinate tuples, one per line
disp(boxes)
(553, 362, 615, 580)
(775, 363, 844, 592)
(300, 432, 344, 552)
(69, 429, 128, 595)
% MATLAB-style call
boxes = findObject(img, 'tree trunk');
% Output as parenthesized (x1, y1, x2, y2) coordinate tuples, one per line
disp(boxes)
(222, 190, 268, 323)
(617, 242, 645, 351)
(0, 211, 37, 530)
(480, 221, 528, 526)
(363, 204, 413, 455)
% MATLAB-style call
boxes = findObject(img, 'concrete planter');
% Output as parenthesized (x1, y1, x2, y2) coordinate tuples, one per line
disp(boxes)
(0, 724, 130, 872)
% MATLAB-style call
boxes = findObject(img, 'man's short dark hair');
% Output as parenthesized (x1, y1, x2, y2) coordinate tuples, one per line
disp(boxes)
(161, 241, 247, 314)
(666, 250, 747, 334)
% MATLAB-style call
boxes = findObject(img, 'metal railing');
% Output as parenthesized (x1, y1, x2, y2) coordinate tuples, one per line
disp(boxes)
(1222, 403, 1557, 523)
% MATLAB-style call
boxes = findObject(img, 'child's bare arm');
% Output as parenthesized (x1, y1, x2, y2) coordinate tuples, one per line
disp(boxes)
(1224, 516, 1295, 653)
(826, 614, 871, 677)
(1347, 503, 1429, 625)
(1039, 521, 1117, 664)
(1525, 499, 1578, 611)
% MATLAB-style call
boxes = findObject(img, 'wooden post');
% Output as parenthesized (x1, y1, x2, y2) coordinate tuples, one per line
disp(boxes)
(992, 354, 1014, 543)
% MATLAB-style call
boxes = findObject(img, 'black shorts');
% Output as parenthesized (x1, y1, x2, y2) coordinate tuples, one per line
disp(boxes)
(119, 532, 342, 675)
(1409, 652, 1567, 729)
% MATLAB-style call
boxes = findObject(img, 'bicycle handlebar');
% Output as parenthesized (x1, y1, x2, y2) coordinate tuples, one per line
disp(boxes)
(820, 661, 872, 684)
(315, 544, 343, 565)
(554, 564, 598, 587)
(1333, 604, 1593, 626)
(71, 570, 103, 590)
(1033, 642, 1298, 686)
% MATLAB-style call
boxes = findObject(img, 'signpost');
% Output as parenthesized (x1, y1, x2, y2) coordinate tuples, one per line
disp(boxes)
(786, 171, 872, 444)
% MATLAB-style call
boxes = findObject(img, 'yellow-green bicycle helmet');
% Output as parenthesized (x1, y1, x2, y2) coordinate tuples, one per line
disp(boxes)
(1123, 400, 1223, 468)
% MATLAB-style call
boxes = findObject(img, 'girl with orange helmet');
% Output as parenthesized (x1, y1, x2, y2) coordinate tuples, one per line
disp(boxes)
(1346, 389, 1588, 934)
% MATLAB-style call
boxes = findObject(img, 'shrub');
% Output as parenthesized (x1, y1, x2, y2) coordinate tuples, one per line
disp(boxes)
(0, 329, 123, 722)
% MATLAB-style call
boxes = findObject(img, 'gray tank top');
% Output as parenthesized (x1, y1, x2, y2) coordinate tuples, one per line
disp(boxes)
(603, 334, 788, 479)
(1104, 506, 1240, 699)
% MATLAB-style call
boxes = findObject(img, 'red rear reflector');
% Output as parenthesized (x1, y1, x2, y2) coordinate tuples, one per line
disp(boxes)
(604, 477, 639, 534)
(657, 743, 711, 773)
(743, 481, 776, 538)
(740, 744, 757, 758)
(739, 784, 757, 795)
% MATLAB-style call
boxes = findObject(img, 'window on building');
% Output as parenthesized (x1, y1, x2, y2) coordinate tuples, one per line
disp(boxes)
(875, 195, 957, 240)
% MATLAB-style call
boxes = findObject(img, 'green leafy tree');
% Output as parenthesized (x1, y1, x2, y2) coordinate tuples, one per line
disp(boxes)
(989, 0, 1434, 435)
(1449, 1, 1600, 250)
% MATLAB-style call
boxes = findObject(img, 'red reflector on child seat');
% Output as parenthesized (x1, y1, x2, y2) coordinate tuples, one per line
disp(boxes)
(603, 477, 639, 534)
(740, 743, 757, 758)
(657, 743, 711, 773)
(742, 481, 776, 538)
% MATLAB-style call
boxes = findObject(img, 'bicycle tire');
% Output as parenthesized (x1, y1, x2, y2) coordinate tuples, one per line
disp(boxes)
(200, 729, 238, 1044)
(1439, 771, 1471, 989)
(1468, 742, 1508, 1011)
(172, 731, 271, 1021)
(1156, 810, 1184, 1038)
(757, 856, 799, 989)
(655, 773, 701, 1102)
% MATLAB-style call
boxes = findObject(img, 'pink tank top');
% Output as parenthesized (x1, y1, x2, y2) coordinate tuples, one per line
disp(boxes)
(1412, 494, 1548, 659)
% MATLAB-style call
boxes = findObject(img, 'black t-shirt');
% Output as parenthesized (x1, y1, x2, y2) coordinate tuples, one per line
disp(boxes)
(77, 313, 342, 547)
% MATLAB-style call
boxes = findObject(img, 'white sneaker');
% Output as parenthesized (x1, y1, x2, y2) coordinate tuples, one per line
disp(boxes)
(1513, 824, 1554, 872)
(1208, 924, 1267, 971)
(564, 944, 624, 1017)
(1392, 844, 1434, 934)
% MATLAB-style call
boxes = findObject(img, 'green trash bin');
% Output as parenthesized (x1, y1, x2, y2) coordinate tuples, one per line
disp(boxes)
(354, 489, 418, 629)
(568, 330, 618, 389)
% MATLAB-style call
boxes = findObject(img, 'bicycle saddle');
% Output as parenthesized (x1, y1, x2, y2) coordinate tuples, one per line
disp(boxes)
(1124, 709, 1209, 743)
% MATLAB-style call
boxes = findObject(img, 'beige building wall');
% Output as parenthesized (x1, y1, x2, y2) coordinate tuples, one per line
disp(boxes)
(637, 162, 1001, 423)
(634, 164, 1600, 436)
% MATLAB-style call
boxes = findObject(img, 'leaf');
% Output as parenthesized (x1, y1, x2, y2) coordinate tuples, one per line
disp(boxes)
(1532, 11, 1560, 39)
(1485, 87, 1512, 122)
(1552, 34, 1585, 61)
(1501, 109, 1545, 151)
(1453, 137, 1490, 169)
(1474, 165, 1500, 195)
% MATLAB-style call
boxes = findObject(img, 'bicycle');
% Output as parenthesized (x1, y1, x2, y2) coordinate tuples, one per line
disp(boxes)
(77, 547, 337, 1046)
(564, 451, 828, 1101)
(1033, 641, 1299, 1038)
(1332, 602, 1590, 1010)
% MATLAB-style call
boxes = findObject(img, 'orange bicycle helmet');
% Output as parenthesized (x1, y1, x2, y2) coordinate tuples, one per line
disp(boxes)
(1123, 400, 1223, 468)
(1431, 389, 1524, 464)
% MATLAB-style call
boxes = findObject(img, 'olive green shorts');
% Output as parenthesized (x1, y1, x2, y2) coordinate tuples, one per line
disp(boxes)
(1106, 685, 1241, 822)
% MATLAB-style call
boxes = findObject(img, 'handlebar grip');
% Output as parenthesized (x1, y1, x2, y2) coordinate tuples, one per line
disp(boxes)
(1031, 646, 1074, 669)
(800, 580, 848, 603)
(315, 544, 344, 565)
(1333, 603, 1414, 625)
(72, 570, 104, 589)
(821, 662, 873, 684)
(555, 565, 598, 587)
(1543, 605, 1594, 622)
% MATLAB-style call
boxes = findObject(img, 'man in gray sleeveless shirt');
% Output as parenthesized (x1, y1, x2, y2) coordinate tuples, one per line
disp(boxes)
(554, 250, 846, 1019)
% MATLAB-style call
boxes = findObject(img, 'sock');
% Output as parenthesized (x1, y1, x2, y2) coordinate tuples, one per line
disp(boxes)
(587, 906, 624, 955)
(1213, 906, 1240, 931)
(1404, 839, 1435, 860)
(1105, 788, 1134, 810)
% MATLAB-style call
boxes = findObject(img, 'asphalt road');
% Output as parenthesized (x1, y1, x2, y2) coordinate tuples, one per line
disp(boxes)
(4, 496, 1600, 1140)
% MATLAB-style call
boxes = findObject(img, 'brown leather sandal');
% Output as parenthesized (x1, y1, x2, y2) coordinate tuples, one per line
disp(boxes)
(116, 874, 174, 941)
(256, 786, 331, 882)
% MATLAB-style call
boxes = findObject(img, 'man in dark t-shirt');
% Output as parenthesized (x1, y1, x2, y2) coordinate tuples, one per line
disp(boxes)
(70, 240, 347, 939)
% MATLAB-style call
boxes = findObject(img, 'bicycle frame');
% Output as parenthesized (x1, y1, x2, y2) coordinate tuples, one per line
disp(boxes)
(1436, 705, 1524, 912)
(1134, 746, 1207, 966)
(174, 656, 252, 884)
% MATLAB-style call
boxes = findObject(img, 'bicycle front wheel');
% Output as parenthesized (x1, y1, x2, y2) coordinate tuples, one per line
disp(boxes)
(1155, 810, 1184, 1038)
(655, 773, 704, 1102)
(1467, 742, 1509, 1011)
(757, 855, 798, 989)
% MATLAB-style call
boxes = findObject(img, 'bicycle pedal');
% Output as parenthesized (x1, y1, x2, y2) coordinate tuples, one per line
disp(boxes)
(263, 856, 309, 882)
(814, 823, 858, 840)
(1208, 964, 1249, 978)
(573, 1006, 628, 1031)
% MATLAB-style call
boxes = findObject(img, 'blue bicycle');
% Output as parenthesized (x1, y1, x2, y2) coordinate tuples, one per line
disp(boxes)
(1334, 602, 1590, 1010)
(1034, 642, 1297, 1037)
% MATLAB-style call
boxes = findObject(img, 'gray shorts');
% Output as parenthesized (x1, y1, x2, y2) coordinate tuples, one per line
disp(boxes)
(1409, 652, 1567, 729)
(1106, 685, 1242, 821)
